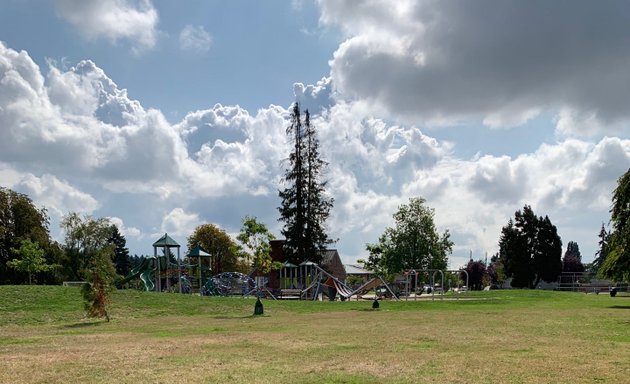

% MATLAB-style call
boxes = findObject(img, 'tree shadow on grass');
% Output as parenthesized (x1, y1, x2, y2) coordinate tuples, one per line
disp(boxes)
(61, 320, 105, 329)
(608, 305, 630, 310)
(212, 314, 268, 319)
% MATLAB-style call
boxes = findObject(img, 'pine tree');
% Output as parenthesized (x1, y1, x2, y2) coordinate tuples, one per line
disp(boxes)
(303, 109, 334, 261)
(534, 215, 563, 285)
(500, 218, 531, 288)
(562, 240, 584, 272)
(592, 224, 610, 274)
(108, 225, 131, 277)
(278, 103, 333, 264)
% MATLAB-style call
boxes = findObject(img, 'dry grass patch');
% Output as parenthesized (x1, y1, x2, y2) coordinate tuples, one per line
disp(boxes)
(1, 287, 629, 383)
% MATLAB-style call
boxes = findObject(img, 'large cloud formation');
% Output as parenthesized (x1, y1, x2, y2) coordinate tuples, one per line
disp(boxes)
(1, 32, 629, 267)
(319, 0, 630, 136)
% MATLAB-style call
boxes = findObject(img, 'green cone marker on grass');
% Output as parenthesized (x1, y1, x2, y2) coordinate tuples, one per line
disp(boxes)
(254, 297, 264, 315)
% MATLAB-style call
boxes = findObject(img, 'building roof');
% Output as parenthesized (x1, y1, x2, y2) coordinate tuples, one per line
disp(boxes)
(320, 249, 339, 265)
(152, 233, 180, 247)
(344, 264, 373, 275)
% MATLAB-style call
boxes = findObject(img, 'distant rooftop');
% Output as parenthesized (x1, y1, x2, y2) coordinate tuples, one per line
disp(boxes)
(344, 264, 373, 275)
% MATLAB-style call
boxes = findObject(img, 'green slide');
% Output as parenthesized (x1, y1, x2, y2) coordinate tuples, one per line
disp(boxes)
(117, 258, 155, 291)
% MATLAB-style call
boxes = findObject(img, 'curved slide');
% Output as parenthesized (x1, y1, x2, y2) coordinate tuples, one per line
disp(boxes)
(116, 258, 155, 291)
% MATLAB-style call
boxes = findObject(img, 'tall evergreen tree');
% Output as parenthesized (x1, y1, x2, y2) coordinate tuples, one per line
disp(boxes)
(499, 206, 562, 288)
(303, 110, 334, 261)
(600, 168, 630, 281)
(278, 103, 333, 264)
(499, 218, 531, 288)
(534, 215, 563, 285)
(562, 240, 584, 272)
(591, 223, 610, 274)
(108, 225, 131, 277)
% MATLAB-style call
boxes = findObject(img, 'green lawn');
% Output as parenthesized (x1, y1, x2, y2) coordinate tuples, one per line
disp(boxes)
(0, 286, 628, 383)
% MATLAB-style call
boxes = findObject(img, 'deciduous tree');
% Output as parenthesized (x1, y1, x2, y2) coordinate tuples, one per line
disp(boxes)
(188, 224, 246, 273)
(364, 197, 453, 277)
(60, 213, 114, 280)
(7, 239, 56, 284)
(0, 187, 51, 283)
(487, 254, 506, 287)
(461, 259, 487, 290)
(237, 216, 279, 274)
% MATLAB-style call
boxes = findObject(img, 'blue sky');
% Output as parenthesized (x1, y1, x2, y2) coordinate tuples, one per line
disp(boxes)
(1, 0, 629, 269)
(0, 1, 337, 118)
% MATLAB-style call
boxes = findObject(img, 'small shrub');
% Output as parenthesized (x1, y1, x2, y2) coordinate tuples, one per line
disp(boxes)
(81, 246, 116, 321)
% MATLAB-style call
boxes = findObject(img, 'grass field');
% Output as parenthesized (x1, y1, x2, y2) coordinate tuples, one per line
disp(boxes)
(1, 286, 629, 383)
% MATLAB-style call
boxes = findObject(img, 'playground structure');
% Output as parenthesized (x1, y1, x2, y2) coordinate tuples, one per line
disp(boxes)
(152, 233, 181, 293)
(118, 233, 206, 293)
(119, 254, 476, 302)
(273, 261, 398, 301)
(118, 253, 250, 295)
(118, 234, 474, 301)
(118, 233, 269, 297)
(399, 269, 469, 300)
(201, 272, 259, 296)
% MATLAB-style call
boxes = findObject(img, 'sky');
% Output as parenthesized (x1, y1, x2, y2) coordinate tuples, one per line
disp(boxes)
(1, 0, 629, 269)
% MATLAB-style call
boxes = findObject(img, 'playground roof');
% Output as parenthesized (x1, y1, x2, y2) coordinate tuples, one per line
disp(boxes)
(152, 233, 180, 248)
(282, 261, 298, 268)
(299, 260, 317, 266)
(187, 245, 210, 257)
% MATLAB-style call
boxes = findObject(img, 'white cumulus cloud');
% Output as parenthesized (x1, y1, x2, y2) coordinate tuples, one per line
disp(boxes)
(179, 25, 212, 53)
(108, 216, 142, 238)
(54, 0, 159, 52)
(159, 208, 202, 238)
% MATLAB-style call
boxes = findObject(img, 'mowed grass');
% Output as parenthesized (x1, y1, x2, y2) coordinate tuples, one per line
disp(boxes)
(1, 286, 629, 383)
